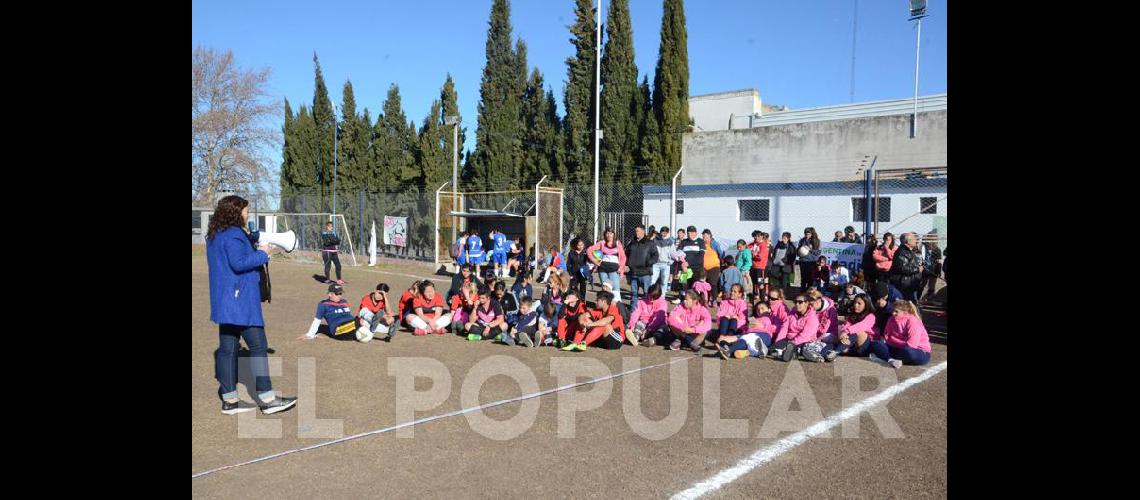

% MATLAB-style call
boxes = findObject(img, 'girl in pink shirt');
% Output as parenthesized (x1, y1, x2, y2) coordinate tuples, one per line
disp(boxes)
(716, 301, 778, 360)
(866, 300, 932, 368)
(666, 290, 712, 352)
(770, 294, 820, 362)
(765, 288, 789, 331)
(714, 284, 749, 339)
(629, 284, 669, 344)
(821, 294, 877, 361)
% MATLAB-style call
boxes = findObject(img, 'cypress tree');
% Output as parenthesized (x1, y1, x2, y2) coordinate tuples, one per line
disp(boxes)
(440, 74, 466, 189)
(311, 53, 335, 210)
(651, 0, 689, 183)
(563, 0, 597, 186)
(638, 76, 662, 176)
(473, 0, 522, 191)
(600, 0, 638, 187)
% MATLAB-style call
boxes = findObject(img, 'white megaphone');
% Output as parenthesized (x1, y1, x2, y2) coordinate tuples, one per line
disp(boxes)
(258, 230, 297, 253)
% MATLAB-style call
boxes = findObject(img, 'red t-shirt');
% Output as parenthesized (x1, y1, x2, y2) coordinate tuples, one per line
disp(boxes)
(588, 304, 625, 333)
(747, 241, 769, 269)
(398, 290, 417, 318)
(359, 293, 387, 314)
(412, 294, 445, 318)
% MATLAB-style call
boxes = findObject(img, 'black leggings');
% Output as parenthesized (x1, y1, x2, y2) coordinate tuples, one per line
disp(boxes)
(569, 277, 587, 300)
(323, 251, 342, 280)
(798, 263, 814, 291)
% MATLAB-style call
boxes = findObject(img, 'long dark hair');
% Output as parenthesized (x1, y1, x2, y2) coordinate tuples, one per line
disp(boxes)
(847, 294, 875, 323)
(207, 195, 248, 240)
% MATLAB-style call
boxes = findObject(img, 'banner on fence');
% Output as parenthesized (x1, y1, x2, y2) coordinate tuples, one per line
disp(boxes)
(383, 216, 407, 247)
(820, 242, 863, 274)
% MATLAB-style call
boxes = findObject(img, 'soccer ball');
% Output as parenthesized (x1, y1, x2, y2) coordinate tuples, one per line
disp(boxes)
(593, 249, 604, 261)
(798, 245, 811, 257)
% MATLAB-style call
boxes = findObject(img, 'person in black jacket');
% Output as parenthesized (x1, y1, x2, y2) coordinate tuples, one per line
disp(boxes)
(889, 232, 925, 306)
(625, 224, 659, 309)
(767, 232, 796, 294)
(321, 221, 343, 284)
(861, 235, 879, 285)
(796, 228, 822, 292)
(678, 226, 705, 293)
(565, 237, 590, 300)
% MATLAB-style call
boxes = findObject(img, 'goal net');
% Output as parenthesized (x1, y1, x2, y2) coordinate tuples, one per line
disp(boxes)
(261, 212, 358, 266)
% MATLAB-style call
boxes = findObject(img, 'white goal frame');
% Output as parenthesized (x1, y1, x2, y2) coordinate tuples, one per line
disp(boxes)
(266, 212, 358, 266)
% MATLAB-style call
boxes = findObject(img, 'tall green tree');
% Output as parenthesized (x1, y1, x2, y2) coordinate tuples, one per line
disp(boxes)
(563, 0, 597, 186)
(440, 74, 466, 189)
(600, 0, 639, 186)
(336, 80, 368, 193)
(651, 0, 689, 183)
(473, 0, 522, 191)
(637, 76, 662, 175)
(280, 98, 297, 199)
(311, 53, 336, 210)
(520, 69, 553, 185)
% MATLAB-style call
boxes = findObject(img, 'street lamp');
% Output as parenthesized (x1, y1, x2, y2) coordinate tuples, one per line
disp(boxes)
(328, 97, 339, 224)
(908, 0, 928, 138)
(445, 115, 460, 245)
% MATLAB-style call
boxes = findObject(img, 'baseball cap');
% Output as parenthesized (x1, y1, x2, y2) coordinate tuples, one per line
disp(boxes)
(328, 284, 344, 294)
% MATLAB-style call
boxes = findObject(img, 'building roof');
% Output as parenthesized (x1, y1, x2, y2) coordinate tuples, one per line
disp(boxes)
(642, 177, 947, 196)
(747, 94, 946, 127)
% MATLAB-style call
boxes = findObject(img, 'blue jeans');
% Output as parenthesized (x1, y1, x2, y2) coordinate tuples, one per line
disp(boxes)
(599, 271, 622, 300)
(629, 274, 652, 308)
(215, 324, 274, 402)
(821, 333, 871, 357)
(651, 263, 672, 295)
(867, 340, 930, 365)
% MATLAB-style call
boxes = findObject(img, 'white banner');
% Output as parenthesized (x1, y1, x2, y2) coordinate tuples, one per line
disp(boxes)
(383, 216, 407, 247)
(368, 220, 378, 266)
(820, 242, 864, 274)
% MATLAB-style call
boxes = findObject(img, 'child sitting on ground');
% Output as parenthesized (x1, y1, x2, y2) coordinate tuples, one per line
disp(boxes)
(812, 256, 831, 291)
(301, 284, 358, 341)
(555, 290, 588, 349)
(665, 290, 713, 352)
(508, 297, 538, 347)
(561, 291, 625, 351)
(356, 283, 398, 342)
(464, 285, 505, 342)
(714, 283, 749, 343)
(450, 281, 480, 333)
(717, 301, 777, 359)
(536, 301, 558, 346)
(631, 284, 670, 346)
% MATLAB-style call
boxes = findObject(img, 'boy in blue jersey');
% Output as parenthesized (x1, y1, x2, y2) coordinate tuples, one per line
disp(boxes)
(490, 228, 510, 278)
(300, 284, 359, 341)
(466, 228, 486, 278)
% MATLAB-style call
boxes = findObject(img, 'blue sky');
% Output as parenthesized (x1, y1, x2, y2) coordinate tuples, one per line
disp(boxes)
(193, 0, 946, 161)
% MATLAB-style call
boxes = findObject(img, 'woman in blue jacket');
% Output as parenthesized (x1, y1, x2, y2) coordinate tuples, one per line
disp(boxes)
(206, 195, 297, 415)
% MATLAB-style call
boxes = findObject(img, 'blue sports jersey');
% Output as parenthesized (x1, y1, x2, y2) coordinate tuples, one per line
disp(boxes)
(316, 299, 356, 336)
(467, 235, 484, 258)
(492, 232, 508, 254)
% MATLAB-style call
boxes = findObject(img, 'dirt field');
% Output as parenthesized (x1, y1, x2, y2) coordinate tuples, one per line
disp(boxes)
(192, 252, 947, 498)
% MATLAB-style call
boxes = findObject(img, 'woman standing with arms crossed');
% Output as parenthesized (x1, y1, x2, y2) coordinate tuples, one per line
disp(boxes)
(206, 195, 297, 415)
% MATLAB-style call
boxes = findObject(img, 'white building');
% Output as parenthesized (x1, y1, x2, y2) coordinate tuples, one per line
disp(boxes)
(641, 94, 947, 250)
(688, 88, 789, 132)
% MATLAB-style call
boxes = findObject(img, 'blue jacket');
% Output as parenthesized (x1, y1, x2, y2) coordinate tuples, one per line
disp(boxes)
(207, 226, 270, 326)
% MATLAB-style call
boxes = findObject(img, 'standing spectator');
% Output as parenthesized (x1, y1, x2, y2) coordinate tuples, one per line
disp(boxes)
(873, 232, 899, 277)
(651, 226, 676, 297)
(842, 226, 864, 244)
(861, 235, 880, 285)
(832, 230, 844, 242)
(745, 231, 769, 300)
(919, 233, 943, 303)
(588, 228, 628, 301)
(701, 229, 723, 293)
(624, 224, 659, 309)
(889, 232, 925, 306)
(678, 226, 705, 293)
(796, 228, 822, 292)
(719, 257, 745, 299)
(769, 232, 796, 294)
(320, 221, 344, 284)
(566, 238, 590, 300)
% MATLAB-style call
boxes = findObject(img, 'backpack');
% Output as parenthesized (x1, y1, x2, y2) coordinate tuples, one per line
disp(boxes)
(449, 241, 461, 259)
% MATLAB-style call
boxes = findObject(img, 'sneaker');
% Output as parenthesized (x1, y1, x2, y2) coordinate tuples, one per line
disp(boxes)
(575, 343, 588, 352)
(387, 324, 398, 341)
(413, 328, 428, 336)
(754, 338, 769, 358)
(671, 298, 681, 305)
(335, 279, 345, 285)
(717, 344, 731, 360)
(824, 350, 839, 362)
(888, 358, 903, 370)
(561, 342, 577, 351)
(781, 345, 797, 362)
(802, 349, 824, 363)
(434, 328, 446, 335)
(519, 331, 534, 347)
(257, 396, 298, 415)
(221, 400, 257, 415)
(640, 337, 657, 347)
(625, 328, 640, 346)
(669, 339, 682, 351)
(467, 334, 483, 341)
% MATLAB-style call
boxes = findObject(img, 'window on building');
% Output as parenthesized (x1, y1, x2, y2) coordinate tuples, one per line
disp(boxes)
(676, 199, 684, 214)
(738, 199, 770, 222)
(920, 197, 938, 214)
(852, 197, 891, 222)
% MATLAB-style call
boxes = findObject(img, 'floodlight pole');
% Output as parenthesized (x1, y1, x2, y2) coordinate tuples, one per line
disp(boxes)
(671, 164, 685, 232)
(435, 181, 449, 270)
(446, 116, 460, 246)
(910, 13, 926, 138)
(592, 0, 602, 242)
(329, 97, 339, 225)
(535, 175, 548, 269)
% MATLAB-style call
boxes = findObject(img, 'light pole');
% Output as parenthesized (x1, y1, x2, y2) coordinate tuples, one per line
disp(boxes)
(908, 1, 928, 138)
(329, 97, 339, 225)
(592, 0, 602, 242)
(445, 115, 460, 245)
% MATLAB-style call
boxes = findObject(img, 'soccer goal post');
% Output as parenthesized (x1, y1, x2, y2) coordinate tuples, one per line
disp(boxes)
(266, 212, 358, 266)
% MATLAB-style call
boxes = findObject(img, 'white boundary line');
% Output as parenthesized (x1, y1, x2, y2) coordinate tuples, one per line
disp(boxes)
(671, 361, 948, 500)
(192, 354, 697, 480)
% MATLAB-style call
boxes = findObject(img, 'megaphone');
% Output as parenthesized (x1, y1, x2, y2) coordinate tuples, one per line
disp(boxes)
(258, 230, 298, 253)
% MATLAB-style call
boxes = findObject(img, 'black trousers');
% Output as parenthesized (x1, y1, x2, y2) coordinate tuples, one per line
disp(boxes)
(798, 263, 814, 292)
(323, 251, 342, 280)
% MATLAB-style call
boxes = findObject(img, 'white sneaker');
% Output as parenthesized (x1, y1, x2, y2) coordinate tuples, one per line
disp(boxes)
(869, 353, 890, 366)
(887, 358, 903, 369)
